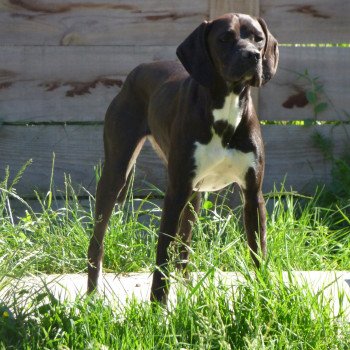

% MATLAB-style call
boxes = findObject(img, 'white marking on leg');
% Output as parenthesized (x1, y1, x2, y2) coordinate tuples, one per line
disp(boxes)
(126, 137, 146, 177)
(97, 262, 103, 292)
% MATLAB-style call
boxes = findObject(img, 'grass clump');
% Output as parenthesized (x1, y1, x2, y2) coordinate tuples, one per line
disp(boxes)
(1, 268, 349, 349)
(0, 165, 350, 349)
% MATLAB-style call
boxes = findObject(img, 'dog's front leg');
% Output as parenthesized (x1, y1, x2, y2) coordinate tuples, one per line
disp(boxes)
(176, 191, 201, 274)
(243, 180, 267, 268)
(151, 185, 193, 303)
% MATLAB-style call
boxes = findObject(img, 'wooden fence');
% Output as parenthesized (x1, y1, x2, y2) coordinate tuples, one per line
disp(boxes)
(0, 0, 349, 204)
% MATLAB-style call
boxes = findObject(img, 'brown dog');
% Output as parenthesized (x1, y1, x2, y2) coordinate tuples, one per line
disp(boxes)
(87, 13, 279, 303)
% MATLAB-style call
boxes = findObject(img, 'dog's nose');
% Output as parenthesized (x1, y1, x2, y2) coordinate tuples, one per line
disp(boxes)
(242, 50, 261, 61)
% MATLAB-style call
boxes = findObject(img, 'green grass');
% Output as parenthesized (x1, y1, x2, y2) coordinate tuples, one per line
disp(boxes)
(1, 169, 350, 349)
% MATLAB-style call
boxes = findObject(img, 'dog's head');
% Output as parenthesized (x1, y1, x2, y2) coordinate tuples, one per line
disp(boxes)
(176, 13, 279, 89)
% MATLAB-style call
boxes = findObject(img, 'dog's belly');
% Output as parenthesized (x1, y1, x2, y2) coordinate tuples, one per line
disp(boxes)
(193, 133, 255, 192)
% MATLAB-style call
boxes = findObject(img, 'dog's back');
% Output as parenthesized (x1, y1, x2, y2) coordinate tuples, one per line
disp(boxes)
(118, 61, 187, 104)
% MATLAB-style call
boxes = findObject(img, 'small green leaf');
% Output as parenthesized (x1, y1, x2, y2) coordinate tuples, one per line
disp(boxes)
(203, 200, 213, 210)
(314, 102, 328, 115)
(306, 91, 318, 104)
(303, 118, 314, 126)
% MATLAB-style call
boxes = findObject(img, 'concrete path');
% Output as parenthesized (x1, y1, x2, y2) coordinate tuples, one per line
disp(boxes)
(2, 271, 350, 318)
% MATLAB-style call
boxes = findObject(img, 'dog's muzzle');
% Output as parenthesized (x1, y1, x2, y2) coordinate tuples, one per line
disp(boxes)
(242, 49, 261, 62)
(239, 49, 263, 86)
(226, 50, 262, 87)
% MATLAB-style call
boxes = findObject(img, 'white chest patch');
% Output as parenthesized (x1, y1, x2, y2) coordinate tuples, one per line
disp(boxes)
(193, 135, 255, 191)
(212, 93, 242, 128)
(192, 93, 255, 192)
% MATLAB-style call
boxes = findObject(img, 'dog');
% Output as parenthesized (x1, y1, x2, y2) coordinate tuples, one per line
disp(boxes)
(87, 13, 279, 303)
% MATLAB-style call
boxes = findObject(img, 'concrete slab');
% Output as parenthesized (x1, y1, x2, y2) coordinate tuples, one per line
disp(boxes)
(1, 271, 350, 319)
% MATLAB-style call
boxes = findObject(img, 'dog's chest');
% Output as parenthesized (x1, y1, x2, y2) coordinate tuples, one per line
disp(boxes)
(192, 93, 255, 191)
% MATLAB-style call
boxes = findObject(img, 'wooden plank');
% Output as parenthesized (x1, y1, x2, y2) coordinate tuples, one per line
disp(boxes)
(209, 0, 259, 18)
(1, 125, 348, 198)
(0, 45, 262, 123)
(0, 44, 176, 84)
(0, 125, 167, 197)
(261, 125, 349, 193)
(0, 0, 209, 46)
(259, 47, 350, 121)
(261, 0, 350, 44)
(0, 45, 176, 122)
(1, 46, 348, 123)
(8, 0, 347, 47)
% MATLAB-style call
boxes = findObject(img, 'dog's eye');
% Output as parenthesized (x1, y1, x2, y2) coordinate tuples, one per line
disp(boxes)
(255, 35, 264, 43)
(219, 32, 235, 43)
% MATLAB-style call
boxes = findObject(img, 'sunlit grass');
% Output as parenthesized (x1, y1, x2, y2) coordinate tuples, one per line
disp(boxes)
(1, 166, 350, 349)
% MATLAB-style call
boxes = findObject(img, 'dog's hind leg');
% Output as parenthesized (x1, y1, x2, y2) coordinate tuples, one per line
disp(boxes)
(87, 108, 147, 294)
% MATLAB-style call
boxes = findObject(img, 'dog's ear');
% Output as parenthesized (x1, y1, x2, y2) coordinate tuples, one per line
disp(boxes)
(258, 17, 279, 85)
(176, 21, 215, 88)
